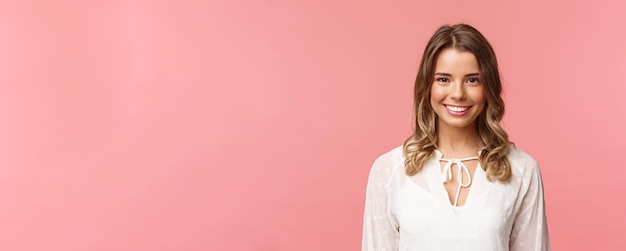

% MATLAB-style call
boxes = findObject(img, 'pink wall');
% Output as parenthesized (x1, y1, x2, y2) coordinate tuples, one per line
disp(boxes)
(1, 0, 624, 250)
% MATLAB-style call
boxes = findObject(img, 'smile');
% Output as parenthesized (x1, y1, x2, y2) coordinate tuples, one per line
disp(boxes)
(444, 105, 471, 112)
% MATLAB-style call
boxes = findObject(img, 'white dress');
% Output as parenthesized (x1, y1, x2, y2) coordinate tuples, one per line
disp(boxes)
(362, 146, 550, 251)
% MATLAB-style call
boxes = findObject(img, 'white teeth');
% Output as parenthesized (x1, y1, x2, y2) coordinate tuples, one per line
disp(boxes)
(446, 105, 469, 112)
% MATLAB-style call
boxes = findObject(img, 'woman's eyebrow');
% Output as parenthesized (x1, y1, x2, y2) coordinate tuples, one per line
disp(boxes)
(434, 72, 480, 77)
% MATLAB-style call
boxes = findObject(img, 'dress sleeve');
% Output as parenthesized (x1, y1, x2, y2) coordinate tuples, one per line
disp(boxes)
(510, 159, 551, 251)
(362, 155, 399, 251)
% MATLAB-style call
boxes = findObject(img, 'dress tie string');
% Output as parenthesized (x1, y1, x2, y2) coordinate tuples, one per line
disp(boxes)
(440, 156, 479, 207)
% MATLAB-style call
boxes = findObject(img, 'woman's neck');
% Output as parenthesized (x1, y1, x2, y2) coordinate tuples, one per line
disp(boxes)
(436, 123, 482, 158)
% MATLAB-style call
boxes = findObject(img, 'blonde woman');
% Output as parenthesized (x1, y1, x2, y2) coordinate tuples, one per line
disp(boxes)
(362, 24, 550, 251)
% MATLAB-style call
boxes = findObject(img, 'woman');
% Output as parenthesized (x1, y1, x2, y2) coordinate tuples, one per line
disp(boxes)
(362, 24, 550, 251)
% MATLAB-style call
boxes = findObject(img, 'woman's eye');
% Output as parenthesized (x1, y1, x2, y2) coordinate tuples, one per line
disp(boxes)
(436, 78, 449, 83)
(467, 78, 479, 84)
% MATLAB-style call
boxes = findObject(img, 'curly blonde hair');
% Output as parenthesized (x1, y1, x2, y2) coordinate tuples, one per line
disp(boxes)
(403, 24, 512, 182)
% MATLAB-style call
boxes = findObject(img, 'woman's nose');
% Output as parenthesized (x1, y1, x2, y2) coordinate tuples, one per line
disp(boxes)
(450, 82, 466, 100)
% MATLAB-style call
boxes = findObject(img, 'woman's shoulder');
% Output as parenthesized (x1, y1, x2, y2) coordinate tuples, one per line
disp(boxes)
(506, 145, 541, 175)
(372, 145, 404, 166)
(367, 145, 405, 180)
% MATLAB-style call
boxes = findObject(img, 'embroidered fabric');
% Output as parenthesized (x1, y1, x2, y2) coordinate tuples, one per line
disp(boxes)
(362, 146, 551, 251)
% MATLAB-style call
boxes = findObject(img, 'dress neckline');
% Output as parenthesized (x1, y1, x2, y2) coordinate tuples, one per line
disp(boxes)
(433, 149, 481, 207)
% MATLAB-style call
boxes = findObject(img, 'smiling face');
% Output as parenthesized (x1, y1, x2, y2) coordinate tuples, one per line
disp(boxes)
(430, 48, 486, 130)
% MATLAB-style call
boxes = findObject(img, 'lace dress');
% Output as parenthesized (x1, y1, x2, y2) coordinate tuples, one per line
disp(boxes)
(362, 146, 550, 251)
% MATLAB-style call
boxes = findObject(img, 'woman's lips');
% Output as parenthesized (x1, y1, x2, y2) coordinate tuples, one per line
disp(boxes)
(444, 105, 471, 115)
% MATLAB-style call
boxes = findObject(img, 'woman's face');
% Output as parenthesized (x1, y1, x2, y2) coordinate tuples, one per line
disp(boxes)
(430, 48, 486, 130)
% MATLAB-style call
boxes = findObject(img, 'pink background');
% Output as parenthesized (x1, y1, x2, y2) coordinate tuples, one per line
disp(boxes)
(1, 0, 625, 250)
